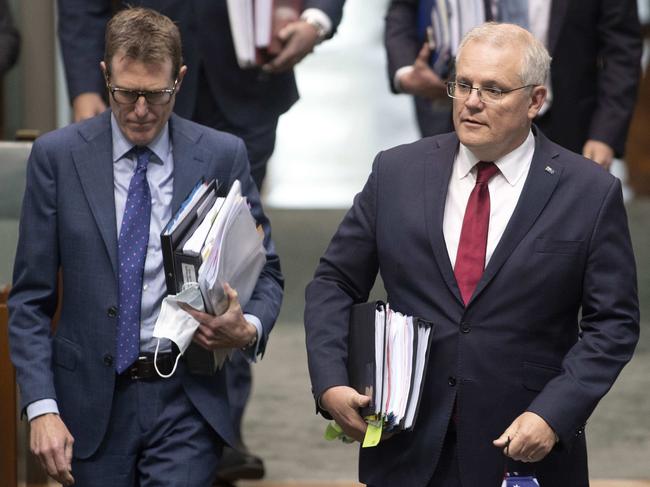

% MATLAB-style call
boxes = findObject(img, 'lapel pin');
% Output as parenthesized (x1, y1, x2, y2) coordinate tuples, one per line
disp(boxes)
(544, 166, 555, 175)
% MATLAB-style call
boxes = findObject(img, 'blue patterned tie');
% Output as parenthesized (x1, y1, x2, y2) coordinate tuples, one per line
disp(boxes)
(115, 147, 152, 373)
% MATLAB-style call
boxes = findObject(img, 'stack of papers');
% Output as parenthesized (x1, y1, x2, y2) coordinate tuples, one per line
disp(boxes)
(197, 180, 266, 316)
(347, 301, 433, 434)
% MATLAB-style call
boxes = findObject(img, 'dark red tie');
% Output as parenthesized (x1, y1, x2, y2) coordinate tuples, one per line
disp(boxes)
(454, 161, 499, 305)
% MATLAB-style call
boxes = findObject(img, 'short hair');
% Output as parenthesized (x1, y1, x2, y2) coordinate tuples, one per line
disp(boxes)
(457, 22, 551, 85)
(104, 7, 183, 80)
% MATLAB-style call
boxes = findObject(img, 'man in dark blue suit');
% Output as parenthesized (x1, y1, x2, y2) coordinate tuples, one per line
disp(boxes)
(305, 23, 639, 486)
(9, 7, 283, 486)
(57, 2, 344, 477)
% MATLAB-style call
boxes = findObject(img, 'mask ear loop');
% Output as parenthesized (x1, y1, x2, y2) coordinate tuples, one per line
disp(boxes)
(154, 339, 182, 378)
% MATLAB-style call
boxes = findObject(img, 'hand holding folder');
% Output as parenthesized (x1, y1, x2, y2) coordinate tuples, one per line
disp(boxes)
(325, 301, 434, 447)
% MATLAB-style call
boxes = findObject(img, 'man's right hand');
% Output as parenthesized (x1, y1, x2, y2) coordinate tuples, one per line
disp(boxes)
(72, 92, 107, 122)
(398, 43, 447, 100)
(320, 385, 371, 442)
(30, 413, 75, 486)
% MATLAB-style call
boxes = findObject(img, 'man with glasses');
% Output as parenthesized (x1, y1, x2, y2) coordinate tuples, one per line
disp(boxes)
(8, 7, 283, 486)
(305, 23, 638, 486)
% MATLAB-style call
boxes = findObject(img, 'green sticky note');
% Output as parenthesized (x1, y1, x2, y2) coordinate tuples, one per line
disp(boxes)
(324, 421, 343, 441)
(362, 421, 382, 448)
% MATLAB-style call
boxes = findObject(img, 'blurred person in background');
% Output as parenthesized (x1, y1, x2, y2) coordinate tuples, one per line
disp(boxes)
(0, 0, 20, 76)
(384, 0, 642, 170)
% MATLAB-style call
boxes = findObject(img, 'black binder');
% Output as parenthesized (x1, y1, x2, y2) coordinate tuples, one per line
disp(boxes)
(160, 178, 225, 375)
(160, 179, 217, 294)
(347, 301, 387, 418)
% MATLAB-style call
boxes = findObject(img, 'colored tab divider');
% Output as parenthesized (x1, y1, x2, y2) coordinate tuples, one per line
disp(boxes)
(362, 419, 383, 448)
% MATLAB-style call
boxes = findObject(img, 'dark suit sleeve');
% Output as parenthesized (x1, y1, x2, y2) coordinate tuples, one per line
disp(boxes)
(57, 0, 112, 101)
(226, 139, 283, 357)
(526, 177, 639, 447)
(8, 140, 61, 409)
(587, 0, 642, 156)
(304, 153, 381, 402)
(384, 0, 420, 93)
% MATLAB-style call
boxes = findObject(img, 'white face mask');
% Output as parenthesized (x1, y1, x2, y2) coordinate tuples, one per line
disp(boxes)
(152, 282, 204, 377)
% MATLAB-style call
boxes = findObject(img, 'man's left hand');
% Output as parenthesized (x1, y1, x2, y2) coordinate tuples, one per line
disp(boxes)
(582, 139, 614, 170)
(262, 20, 320, 73)
(493, 411, 558, 463)
(180, 283, 257, 350)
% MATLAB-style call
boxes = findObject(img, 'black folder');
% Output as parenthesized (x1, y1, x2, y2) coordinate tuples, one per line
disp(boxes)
(161, 179, 218, 294)
(347, 301, 387, 418)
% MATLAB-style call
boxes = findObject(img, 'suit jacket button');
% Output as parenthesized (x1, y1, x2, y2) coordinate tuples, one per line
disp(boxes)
(107, 306, 117, 318)
(448, 376, 457, 386)
(103, 354, 114, 366)
(461, 322, 471, 333)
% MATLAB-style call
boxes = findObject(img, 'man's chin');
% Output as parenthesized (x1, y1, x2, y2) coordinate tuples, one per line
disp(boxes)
(125, 129, 155, 146)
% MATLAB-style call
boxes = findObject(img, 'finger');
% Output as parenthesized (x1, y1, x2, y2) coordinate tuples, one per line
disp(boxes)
(53, 439, 73, 481)
(64, 434, 74, 469)
(415, 42, 431, 65)
(178, 302, 211, 323)
(223, 282, 239, 302)
(277, 22, 297, 41)
(265, 49, 297, 73)
(356, 394, 371, 408)
(41, 449, 60, 479)
(493, 427, 515, 448)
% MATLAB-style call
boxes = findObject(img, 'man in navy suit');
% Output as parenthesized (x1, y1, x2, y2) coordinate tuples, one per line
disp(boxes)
(57, 2, 344, 477)
(9, 7, 283, 486)
(305, 23, 638, 486)
(384, 0, 642, 171)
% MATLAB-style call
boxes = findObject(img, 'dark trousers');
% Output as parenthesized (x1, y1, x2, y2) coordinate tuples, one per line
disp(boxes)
(428, 422, 462, 487)
(72, 364, 223, 486)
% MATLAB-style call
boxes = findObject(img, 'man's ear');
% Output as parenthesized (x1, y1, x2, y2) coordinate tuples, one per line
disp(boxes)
(100, 61, 108, 81)
(175, 65, 188, 92)
(527, 85, 547, 120)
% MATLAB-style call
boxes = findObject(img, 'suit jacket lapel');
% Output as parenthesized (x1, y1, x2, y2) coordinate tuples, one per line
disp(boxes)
(469, 130, 563, 305)
(424, 133, 464, 306)
(71, 111, 119, 278)
(547, 0, 569, 56)
(169, 114, 210, 212)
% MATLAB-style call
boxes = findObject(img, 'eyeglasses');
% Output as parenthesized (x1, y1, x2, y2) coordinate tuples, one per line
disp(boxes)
(446, 81, 535, 104)
(106, 78, 178, 105)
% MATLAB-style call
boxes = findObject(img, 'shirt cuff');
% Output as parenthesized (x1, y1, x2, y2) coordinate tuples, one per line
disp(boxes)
(242, 313, 263, 362)
(300, 8, 333, 42)
(26, 399, 59, 422)
(394, 66, 414, 92)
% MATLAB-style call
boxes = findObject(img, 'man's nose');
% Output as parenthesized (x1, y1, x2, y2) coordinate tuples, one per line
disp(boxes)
(133, 96, 149, 116)
(465, 88, 484, 108)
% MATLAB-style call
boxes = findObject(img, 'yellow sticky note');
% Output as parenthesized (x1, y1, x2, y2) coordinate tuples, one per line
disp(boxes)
(362, 421, 382, 448)
(324, 422, 343, 441)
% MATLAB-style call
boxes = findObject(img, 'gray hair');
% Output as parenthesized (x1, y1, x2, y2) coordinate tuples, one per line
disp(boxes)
(457, 22, 551, 85)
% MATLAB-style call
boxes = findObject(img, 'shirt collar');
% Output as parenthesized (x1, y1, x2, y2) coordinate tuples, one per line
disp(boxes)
(110, 112, 170, 164)
(456, 130, 535, 186)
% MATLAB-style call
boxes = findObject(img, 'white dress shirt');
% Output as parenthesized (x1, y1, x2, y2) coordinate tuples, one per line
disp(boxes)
(443, 130, 535, 269)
